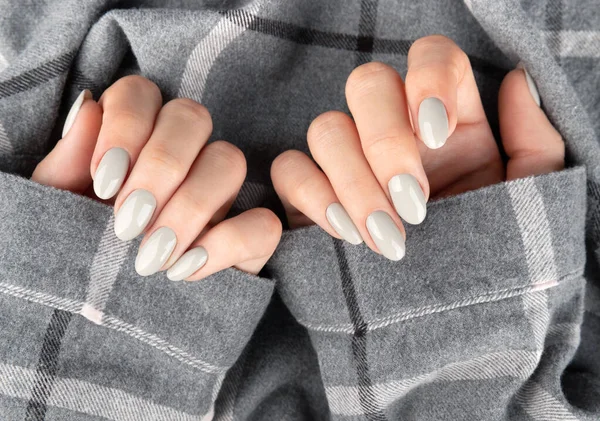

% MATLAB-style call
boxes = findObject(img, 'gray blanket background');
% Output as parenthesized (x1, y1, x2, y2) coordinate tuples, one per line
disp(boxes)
(0, 0, 599, 420)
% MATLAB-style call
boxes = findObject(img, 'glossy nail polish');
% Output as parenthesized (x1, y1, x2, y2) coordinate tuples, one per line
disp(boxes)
(135, 227, 177, 276)
(418, 97, 449, 149)
(366, 211, 406, 261)
(388, 174, 427, 225)
(114, 189, 156, 241)
(93, 148, 130, 200)
(326, 203, 363, 245)
(166, 247, 208, 281)
(517, 62, 541, 106)
(62, 89, 92, 138)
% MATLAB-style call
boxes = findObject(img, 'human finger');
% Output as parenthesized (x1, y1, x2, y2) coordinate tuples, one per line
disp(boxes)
(113, 98, 213, 241)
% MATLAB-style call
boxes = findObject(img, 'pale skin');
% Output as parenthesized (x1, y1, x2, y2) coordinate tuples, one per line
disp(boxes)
(31, 35, 565, 279)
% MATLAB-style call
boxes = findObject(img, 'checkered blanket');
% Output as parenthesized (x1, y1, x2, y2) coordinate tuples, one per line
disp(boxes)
(1, 0, 599, 420)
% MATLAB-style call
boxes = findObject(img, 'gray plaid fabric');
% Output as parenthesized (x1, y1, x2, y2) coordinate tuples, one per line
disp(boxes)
(0, 0, 599, 420)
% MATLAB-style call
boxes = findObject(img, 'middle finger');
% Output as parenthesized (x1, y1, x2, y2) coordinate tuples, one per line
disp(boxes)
(346, 62, 429, 226)
(113, 98, 213, 241)
(308, 111, 406, 261)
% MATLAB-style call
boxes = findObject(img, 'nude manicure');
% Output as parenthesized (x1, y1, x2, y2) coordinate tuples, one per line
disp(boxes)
(62, 89, 92, 138)
(366, 211, 406, 261)
(135, 227, 177, 276)
(326, 203, 363, 245)
(388, 174, 427, 225)
(93, 148, 130, 200)
(166, 247, 208, 281)
(114, 189, 156, 241)
(418, 97, 449, 149)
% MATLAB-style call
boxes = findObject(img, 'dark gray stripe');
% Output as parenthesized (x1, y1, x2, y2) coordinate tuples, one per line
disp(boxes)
(588, 181, 600, 246)
(220, 9, 508, 79)
(70, 69, 103, 98)
(334, 240, 388, 421)
(0, 52, 75, 99)
(545, 0, 563, 60)
(25, 309, 73, 421)
(356, 0, 379, 65)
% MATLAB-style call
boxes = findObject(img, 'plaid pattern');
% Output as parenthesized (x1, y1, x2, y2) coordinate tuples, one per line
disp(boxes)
(0, 0, 599, 420)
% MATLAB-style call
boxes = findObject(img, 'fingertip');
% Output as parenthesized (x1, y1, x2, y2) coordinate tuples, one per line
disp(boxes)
(499, 66, 564, 179)
(31, 93, 102, 192)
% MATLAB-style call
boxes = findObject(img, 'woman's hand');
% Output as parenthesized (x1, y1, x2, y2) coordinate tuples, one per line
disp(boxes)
(32, 76, 281, 281)
(271, 35, 564, 261)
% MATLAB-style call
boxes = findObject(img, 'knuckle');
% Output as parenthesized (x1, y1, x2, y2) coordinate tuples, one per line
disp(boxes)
(176, 189, 206, 214)
(289, 171, 325, 210)
(363, 133, 405, 159)
(411, 34, 455, 52)
(203, 141, 246, 175)
(337, 171, 374, 197)
(240, 209, 282, 260)
(108, 109, 155, 139)
(346, 62, 397, 96)
(145, 144, 185, 182)
(307, 111, 352, 153)
(164, 98, 213, 129)
(271, 150, 306, 179)
(109, 75, 161, 101)
(409, 35, 468, 82)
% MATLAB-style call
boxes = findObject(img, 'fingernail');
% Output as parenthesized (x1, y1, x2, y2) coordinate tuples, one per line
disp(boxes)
(388, 174, 427, 225)
(366, 211, 405, 261)
(166, 247, 208, 281)
(93, 148, 130, 200)
(517, 62, 541, 107)
(114, 189, 156, 241)
(326, 203, 363, 245)
(418, 97, 449, 149)
(62, 89, 92, 138)
(135, 227, 177, 277)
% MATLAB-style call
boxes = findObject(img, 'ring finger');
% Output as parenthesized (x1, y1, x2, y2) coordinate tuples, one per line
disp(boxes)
(113, 98, 213, 241)
(134, 141, 246, 276)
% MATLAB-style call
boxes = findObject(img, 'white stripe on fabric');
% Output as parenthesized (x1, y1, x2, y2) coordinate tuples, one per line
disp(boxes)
(516, 381, 579, 421)
(506, 179, 578, 419)
(83, 214, 131, 324)
(507, 177, 558, 285)
(543, 30, 600, 57)
(0, 121, 12, 154)
(326, 350, 540, 416)
(299, 272, 578, 334)
(178, 3, 261, 102)
(0, 51, 8, 73)
(0, 282, 226, 374)
(507, 178, 554, 350)
(101, 315, 224, 374)
(0, 362, 213, 421)
(213, 352, 247, 421)
(522, 290, 550, 350)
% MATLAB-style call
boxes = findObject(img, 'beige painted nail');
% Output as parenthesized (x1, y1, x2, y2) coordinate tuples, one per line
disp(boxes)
(114, 189, 156, 241)
(326, 203, 363, 245)
(517, 62, 541, 106)
(62, 89, 92, 138)
(418, 97, 449, 149)
(366, 211, 405, 261)
(93, 148, 130, 200)
(388, 174, 427, 225)
(135, 227, 177, 277)
(166, 247, 208, 281)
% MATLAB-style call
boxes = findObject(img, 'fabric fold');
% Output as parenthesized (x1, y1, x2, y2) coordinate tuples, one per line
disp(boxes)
(0, 171, 275, 418)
